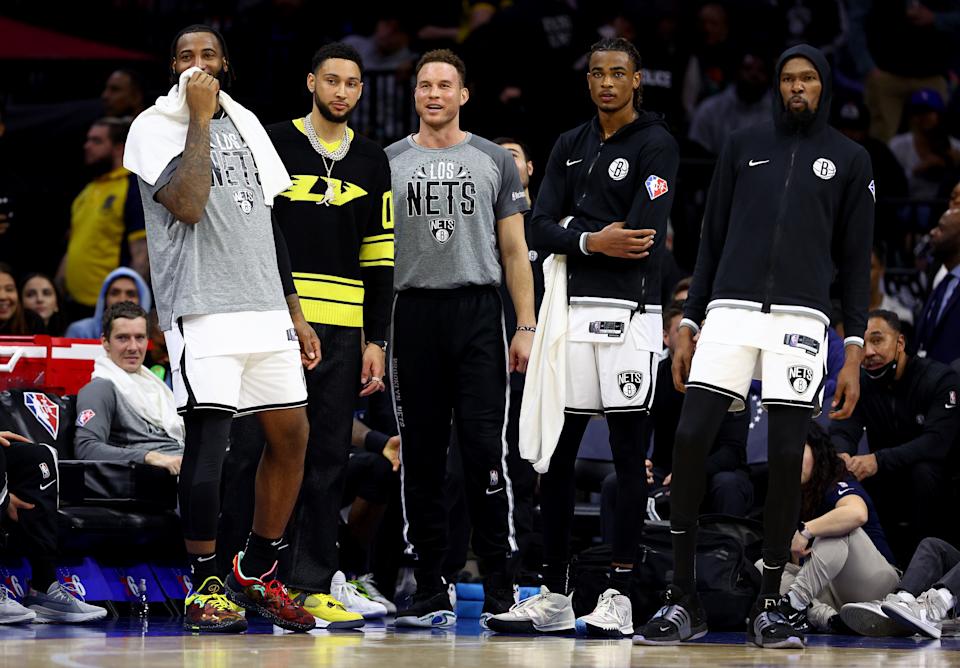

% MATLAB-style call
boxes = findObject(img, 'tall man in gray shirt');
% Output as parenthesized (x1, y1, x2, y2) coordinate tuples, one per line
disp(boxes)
(386, 49, 536, 629)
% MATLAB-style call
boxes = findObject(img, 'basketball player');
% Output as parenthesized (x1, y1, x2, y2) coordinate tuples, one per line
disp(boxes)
(634, 44, 874, 649)
(488, 37, 676, 638)
(127, 24, 317, 633)
(386, 49, 536, 628)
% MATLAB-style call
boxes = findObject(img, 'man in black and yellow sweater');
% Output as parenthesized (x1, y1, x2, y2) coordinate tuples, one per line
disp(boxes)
(265, 42, 394, 628)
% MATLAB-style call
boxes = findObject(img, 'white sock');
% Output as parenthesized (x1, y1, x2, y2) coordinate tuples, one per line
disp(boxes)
(936, 588, 956, 612)
(897, 591, 916, 603)
(787, 590, 806, 612)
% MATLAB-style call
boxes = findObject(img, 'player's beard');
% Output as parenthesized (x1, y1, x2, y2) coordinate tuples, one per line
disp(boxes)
(315, 90, 353, 125)
(781, 97, 816, 133)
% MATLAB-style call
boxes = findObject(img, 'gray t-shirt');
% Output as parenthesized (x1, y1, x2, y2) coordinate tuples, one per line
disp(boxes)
(385, 133, 528, 291)
(138, 116, 287, 330)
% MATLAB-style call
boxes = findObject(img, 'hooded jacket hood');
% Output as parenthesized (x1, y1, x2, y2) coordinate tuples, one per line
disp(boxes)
(592, 109, 671, 140)
(65, 267, 152, 339)
(773, 44, 832, 135)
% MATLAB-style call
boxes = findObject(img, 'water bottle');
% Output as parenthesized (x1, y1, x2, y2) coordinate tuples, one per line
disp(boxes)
(137, 578, 149, 620)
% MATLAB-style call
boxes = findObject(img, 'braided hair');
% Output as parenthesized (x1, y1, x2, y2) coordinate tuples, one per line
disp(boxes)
(587, 37, 643, 110)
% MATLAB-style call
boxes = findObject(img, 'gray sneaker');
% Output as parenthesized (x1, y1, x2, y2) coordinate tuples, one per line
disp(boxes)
(0, 586, 36, 624)
(840, 596, 912, 637)
(882, 590, 950, 639)
(24, 581, 108, 624)
(486, 586, 575, 634)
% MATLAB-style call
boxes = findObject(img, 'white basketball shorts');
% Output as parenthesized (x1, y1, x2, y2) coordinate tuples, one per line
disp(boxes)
(565, 305, 663, 414)
(164, 310, 308, 416)
(686, 307, 828, 413)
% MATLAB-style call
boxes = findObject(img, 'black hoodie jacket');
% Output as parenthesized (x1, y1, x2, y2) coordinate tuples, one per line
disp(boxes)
(530, 111, 679, 311)
(683, 45, 875, 344)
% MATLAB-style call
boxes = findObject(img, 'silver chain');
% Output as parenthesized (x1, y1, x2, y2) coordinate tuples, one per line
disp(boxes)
(303, 115, 351, 206)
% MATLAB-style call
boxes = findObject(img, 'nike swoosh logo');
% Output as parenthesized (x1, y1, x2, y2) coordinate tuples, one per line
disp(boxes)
(39, 481, 56, 491)
(196, 555, 216, 562)
(946, 404, 956, 409)
(270, 539, 284, 547)
(486, 488, 504, 496)
(837, 488, 856, 495)
(566, 159, 583, 167)
(748, 159, 770, 167)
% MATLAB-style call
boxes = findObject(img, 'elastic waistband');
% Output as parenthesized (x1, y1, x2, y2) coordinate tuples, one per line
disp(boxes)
(706, 299, 830, 327)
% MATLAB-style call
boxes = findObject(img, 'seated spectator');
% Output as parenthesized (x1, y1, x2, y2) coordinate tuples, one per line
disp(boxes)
(100, 68, 146, 118)
(0, 263, 41, 336)
(888, 89, 960, 201)
(20, 273, 67, 336)
(0, 429, 107, 623)
(830, 310, 959, 561)
(869, 242, 914, 334)
(767, 422, 897, 634)
(74, 301, 182, 473)
(915, 207, 960, 365)
(688, 50, 772, 156)
(682, 2, 739, 119)
(671, 276, 692, 303)
(841, 537, 960, 638)
(64, 267, 150, 339)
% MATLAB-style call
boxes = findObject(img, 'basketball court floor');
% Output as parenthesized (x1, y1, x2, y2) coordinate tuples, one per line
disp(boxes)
(4, 617, 959, 667)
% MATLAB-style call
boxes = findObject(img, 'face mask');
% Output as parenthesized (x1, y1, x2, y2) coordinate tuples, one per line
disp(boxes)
(864, 357, 897, 382)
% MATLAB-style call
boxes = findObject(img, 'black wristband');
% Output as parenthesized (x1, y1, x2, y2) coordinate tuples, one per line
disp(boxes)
(364, 429, 390, 454)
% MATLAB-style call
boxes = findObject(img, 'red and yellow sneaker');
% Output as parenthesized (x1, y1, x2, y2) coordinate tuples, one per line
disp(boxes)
(183, 576, 248, 633)
(224, 552, 315, 632)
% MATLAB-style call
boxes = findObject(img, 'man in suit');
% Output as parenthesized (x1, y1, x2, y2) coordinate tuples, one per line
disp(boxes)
(916, 208, 960, 365)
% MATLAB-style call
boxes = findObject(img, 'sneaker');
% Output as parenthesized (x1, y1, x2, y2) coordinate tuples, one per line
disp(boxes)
(395, 589, 457, 628)
(486, 586, 575, 634)
(479, 585, 517, 630)
(882, 590, 949, 639)
(224, 552, 315, 632)
(576, 588, 633, 638)
(350, 574, 397, 615)
(747, 596, 805, 649)
(0, 586, 36, 624)
(23, 581, 107, 624)
(332, 571, 386, 620)
(633, 585, 707, 645)
(183, 576, 248, 633)
(780, 601, 813, 635)
(840, 596, 911, 637)
(287, 589, 364, 630)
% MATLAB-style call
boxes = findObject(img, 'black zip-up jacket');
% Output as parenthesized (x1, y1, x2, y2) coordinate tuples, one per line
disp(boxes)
(829, 356, 960, 472)
(684, 44, 875, 344)
(530, 111, 679, 310)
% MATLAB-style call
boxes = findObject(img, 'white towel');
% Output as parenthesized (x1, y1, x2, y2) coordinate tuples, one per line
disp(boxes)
(124, 67, 290, 204)
(519, 254, 568, 473)
(92, 357, 185, 445)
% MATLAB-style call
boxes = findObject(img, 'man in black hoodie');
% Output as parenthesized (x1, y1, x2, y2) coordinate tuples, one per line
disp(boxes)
(488, 37, 678, 638)
(635, 45, 874, 649)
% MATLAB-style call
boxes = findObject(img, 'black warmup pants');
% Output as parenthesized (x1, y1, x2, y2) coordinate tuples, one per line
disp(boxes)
(391, 287, 516, 586)
(899, 537, 960, 598)
(0, 441, 59, 569)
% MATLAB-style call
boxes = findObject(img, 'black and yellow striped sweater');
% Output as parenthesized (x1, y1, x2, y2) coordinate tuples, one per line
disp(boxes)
(267, 119, 394, 340)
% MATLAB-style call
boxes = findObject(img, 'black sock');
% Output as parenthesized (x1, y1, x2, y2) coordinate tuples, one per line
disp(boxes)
(541, 561, 570, 595)
(189, 552, 220, 589)
(415, 569, 444, 597)
(671, 528, 698, 595)
(610, 565, 632, 594)
(760, 561, 785, 598)
(240, 532, 280, 579)
(29, 556, 57, 593)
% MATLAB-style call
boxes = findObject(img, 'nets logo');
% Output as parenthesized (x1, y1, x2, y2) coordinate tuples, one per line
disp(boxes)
(430, 219, 456, 245)
(645, 174, 669, 200)
(787, 365, 814, 394)
(233, 188, 255, 214)
(618, 371, 644, 399)
(812, 158, 837, 180)
(23, 392, 59, 439)
(608, 158, 630, 181)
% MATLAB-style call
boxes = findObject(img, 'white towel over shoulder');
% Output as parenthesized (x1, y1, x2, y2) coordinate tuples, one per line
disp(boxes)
(124, 67, 290, 204)
(519, 254, 568, 473)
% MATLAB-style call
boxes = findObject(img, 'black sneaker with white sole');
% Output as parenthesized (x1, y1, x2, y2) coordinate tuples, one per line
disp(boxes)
(748, 596, 805, 649)
(632, 585, 708, 645)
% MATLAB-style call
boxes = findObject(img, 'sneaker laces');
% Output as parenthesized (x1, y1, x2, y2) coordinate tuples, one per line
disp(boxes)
(355, 574, 384, 600)
(0, 585, 11, 602)
(54, 581, 86, 602)
(264, 579, 296, 607)
(334, 578, 363, 601)
(198, 591, 235, 612)
(593, 593, 619, 619)
(917, 591, 948, 623)
(509, 590, 549, 612)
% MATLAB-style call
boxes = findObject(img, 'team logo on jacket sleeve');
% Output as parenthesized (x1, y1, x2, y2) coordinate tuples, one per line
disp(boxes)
(786, 365, 814, 394)
(812, 158, 837, 180)
(868, 180, 876, 202)
(644, 175, 669, 200)
(23, 392, 59, 439)
(76, 409, 96, 427)
(618, 371, 644, 399)
(608, 158, 630, 181)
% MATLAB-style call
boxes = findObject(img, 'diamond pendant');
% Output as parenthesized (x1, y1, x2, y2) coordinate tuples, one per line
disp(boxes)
(323, 181, 335, 205)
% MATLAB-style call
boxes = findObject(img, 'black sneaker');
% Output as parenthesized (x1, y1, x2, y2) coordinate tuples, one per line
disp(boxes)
(781, 602, 813, 634)
(748, 596, 806, 649)
(480, 586, 516, 630)
(632, 585, 708, 645)
(394, 588, 456, 629)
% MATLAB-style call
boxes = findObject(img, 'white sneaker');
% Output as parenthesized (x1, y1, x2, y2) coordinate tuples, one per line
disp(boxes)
(0, 586, 36, 624)
(840, 596, 911, 637)
(576, 588, 633, 637)
(485, 586, 575, 634)
(24, 581, 107, 624)
(332, 571, 388, 619)
(350, 574, 397, 615)
(882, 590, 950, 639)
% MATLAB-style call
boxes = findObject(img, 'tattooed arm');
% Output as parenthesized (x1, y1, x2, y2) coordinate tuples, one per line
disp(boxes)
(155, 71, 220, 225)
